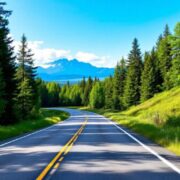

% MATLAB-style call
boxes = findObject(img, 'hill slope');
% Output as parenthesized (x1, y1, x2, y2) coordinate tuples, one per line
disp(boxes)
(37, 58, 114, 81)
(86, 87, 180, 155)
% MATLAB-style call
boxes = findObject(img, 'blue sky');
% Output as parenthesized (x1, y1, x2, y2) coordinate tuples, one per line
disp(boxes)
(6, 0, 180, 67)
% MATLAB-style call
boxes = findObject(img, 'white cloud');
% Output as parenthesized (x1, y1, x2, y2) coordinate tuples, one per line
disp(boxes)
(75, 51, 113, 67)
(13, 40, 114, 68)
(13, 41, 72, 67)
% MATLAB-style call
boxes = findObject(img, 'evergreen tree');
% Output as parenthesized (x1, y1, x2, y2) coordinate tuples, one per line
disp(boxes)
(83, 77, 93, 105)
(79, 77, 86, 104)
(156, 34, 163, 48)
(113, 57, 126, 109)
(157, 24, 172, 87)
(165, 22, 180, 88)
(0, 2, 16, 124)
(59, 84, 69, 106)
(37, 79, 49, 107)
(123, 38, 143, 107)
(154, 37, 164, 92)
(15, 35, 38, 119)
(16, 77, 33, 119)
(46, 82, 60, 106)
(104, 76, 114, 109)
(113, 62, 121, 109)
(140, 49, 157, 102)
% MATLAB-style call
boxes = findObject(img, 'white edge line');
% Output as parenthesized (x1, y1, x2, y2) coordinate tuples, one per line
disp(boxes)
(107, 118, 180, 174)
(0, 119, 68, 148)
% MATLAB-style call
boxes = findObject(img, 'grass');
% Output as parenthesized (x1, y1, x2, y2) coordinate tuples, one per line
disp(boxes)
(81, 87, 180, 155)
(0, 109, 69, 141)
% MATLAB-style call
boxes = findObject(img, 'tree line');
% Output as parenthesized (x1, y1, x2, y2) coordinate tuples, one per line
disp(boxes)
(39, 22, 180, 109)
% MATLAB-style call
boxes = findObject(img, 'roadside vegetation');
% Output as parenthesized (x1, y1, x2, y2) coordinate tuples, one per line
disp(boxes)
(81, 87, 180, 155)
(0, 109, 69, 141)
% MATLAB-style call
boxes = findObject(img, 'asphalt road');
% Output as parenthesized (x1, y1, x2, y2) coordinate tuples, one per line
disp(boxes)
(0, 108, 180, 180)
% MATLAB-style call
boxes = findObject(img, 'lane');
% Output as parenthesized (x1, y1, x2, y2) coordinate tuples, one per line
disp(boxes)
(0, 109, 87, 180)
(37, 119, 88, 180)
(0, 108, 179, 180)
(49, 108, 180, 180)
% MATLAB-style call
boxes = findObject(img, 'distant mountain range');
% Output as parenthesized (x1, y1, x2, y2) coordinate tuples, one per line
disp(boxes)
(37, 58, 114, 82)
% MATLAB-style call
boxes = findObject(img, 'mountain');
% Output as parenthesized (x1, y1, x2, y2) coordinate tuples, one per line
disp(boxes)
(37, 58, 114, 82)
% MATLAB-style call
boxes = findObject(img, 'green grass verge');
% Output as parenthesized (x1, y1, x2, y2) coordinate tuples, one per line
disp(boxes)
(80, 87, 180, 156)
(0, 109, 69, 141)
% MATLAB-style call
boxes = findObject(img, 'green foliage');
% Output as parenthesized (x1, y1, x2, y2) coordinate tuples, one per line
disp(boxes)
(46, 82, 60, 106)
(15, 35, 39, 120)
(165, 22, 180, 89)
(0, 1, 179, 129)
(0, 2, 17, 124)
(104, 76, 114, 109)
(113, 57, 127, 110)
(16, 77, 33, 119)
(69, 84, 82, 105)
(157, 25, 172, 88)
(123, 38, 143, 107)
(0, 109, 69, 140)
(89, 82, 105, 108)
(86, 87, 180, 155)
(140, 49, 158, 102)
(0, 67, 6, 117)
(83, 77, 93, 105)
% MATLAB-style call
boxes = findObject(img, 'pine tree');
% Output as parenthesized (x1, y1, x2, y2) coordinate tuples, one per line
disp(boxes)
(165, 22, 180, 88)
(83, 77, 93, 105)
(157, 24, 172, 87)
(46, 82, 60, 106)
(118, 58, 126, 109)
(123, 38, 143, 107)
(79, 77, 86, 104)
(140, 49, 157, 102)
(36, 79, 49, 107)
(113, 57, 126, 109)
(104, 76, 114, 109)
(15, 35, 38, 119)
(0, 2, 16, 124)
(16, 77, 33, 119)
(113, 62, 121, 109)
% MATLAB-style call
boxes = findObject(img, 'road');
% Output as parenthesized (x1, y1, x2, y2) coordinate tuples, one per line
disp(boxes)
(0, 108, 180, 180)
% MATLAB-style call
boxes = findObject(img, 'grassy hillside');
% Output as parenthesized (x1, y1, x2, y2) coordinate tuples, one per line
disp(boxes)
(0, 109, 69, 141)
(83, 87, 180, 155)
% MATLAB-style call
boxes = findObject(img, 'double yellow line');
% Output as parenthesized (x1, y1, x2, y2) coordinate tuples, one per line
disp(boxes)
(36, 119, 87, 180)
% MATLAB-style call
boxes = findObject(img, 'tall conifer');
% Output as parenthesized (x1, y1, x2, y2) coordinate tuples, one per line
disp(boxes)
(140, 49, 158, 102)
(123, 38, 143, 107)
(157, 25, 172, 87)
(15, 35, 38, 119)
(0, 2, 16, 124)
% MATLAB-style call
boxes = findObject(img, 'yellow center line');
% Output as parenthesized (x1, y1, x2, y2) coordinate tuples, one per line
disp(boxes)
(74, 136, 78, 142)
(64, 143, 73, 155)
(36, 119, 87, 180)
(59, 157, 64, 162)
(54, 163, 60, 169)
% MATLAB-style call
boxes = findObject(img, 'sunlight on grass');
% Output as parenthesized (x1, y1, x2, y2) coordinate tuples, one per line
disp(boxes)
(85, 87, 180, 155)
(0, 109, 69, 141)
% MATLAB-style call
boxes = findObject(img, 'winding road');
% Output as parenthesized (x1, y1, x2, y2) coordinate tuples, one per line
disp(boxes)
(0, 108, 180, 180)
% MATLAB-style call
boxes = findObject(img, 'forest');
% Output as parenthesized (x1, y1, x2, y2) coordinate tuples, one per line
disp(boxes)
(39, 23, 180, 110)
(0, 2, 180, 125)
